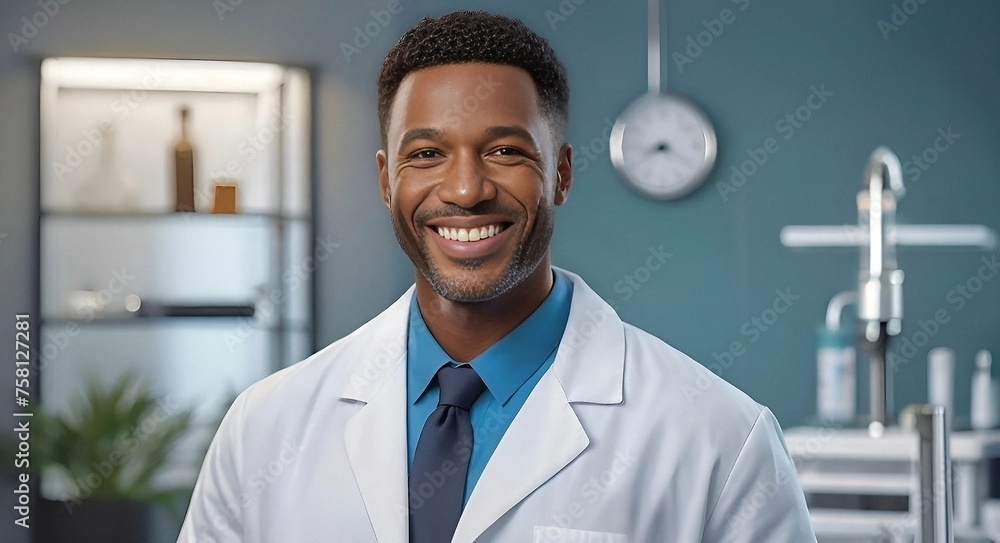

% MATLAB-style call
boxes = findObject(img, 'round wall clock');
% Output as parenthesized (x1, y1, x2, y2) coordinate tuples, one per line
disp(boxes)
(610, 0, 718, 200)
(610, 92, 717, 200)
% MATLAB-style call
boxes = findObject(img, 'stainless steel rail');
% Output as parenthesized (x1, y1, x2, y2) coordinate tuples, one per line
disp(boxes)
(914, 404, 953, 543)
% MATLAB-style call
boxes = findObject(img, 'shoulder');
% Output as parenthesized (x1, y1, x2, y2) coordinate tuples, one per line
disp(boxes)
(227, 286, 413, 427)
(615, 323, 811, 537)
(620, 322, 765, 439)
(556, 268, 765, 434)
(235, 338, 350, 412)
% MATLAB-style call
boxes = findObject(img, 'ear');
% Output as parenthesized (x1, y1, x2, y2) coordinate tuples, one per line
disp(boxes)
(376, 149, 390, 208)
(554, 143, 573, 206)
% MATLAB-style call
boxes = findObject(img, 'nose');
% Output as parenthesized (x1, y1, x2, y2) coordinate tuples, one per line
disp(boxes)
(436, 149, 497, 208)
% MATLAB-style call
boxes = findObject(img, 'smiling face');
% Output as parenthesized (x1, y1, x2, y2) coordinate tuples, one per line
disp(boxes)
(377, 63, 572, 303)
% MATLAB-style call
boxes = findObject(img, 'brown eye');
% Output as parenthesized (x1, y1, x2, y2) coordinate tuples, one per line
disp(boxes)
(415, 150, 439, 159)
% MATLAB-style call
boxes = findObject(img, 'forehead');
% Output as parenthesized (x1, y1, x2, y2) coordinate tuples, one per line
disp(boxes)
(387, 63, 546, 144)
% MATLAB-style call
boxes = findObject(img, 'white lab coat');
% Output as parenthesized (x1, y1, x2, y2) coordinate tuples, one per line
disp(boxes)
(178, 269, 815, 542)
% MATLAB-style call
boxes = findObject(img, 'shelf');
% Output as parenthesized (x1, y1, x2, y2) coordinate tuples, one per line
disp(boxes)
(41, 210, 310, 222)
(39, 316, 310, 332)
(797, 470, 913, 496)
(785, 426, 1000, 462)
(39, 57, 313, 396)
(138, 303, 255, 317)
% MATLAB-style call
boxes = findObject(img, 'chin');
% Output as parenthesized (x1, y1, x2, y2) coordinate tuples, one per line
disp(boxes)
(424, 253, 544, 303)
(424, 266, 512, 303)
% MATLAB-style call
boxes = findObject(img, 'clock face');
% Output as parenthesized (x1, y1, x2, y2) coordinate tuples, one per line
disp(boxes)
(610, 92, 717, 200)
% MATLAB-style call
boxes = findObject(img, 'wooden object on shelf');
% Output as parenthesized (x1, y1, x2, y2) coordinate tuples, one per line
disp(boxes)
(39, 56, 314, 393)
(174, 106, 195, 212)
(212, 181, 237, 214)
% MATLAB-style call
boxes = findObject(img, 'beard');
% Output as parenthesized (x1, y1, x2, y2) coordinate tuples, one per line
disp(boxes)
(390, 200, 554, 303)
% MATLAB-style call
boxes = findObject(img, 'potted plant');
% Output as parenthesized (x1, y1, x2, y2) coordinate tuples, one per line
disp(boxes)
(31, 373, 193, 543)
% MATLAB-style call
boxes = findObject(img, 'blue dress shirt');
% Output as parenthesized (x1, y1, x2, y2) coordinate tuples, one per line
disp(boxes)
(406, 270, 573, 506)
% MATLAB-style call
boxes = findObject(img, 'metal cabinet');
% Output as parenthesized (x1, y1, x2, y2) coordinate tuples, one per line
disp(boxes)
(37, 57, 312, 491)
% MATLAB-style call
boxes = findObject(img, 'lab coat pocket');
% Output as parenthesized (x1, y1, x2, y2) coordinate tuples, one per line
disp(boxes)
(532, 526, 628, 543)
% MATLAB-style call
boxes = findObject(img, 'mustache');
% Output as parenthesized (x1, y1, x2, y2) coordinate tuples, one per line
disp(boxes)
(414, 202, 521, 225)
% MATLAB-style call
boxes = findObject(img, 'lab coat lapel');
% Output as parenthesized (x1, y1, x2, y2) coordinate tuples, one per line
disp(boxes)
(453, 270, 626, 542)
(342, 287, 412, 543)
(453, 373, 589, 543)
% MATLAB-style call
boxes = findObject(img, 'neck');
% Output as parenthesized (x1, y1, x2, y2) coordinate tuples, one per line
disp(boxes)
(415, 260, 554, 363)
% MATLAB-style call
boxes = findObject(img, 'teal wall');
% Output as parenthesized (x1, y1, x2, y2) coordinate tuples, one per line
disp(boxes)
(1, 5, 998, 523)
(538, 0, 1000, 428)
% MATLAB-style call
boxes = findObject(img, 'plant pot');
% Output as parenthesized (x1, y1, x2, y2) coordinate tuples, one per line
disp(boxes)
(34, 498, 154, 543)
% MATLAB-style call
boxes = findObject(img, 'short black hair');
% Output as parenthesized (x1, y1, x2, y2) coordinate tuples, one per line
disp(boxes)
(377, 10, 569, 147)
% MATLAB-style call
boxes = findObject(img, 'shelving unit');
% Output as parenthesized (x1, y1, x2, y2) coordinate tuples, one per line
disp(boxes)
(786, 426, 1000, 542)
(37, 58, 313, 490)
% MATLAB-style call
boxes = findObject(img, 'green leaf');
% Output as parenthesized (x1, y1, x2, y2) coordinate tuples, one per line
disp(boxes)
(32, 372, 194, 503)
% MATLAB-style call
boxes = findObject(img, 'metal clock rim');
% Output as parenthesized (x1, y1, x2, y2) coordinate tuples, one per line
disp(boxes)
(609, 91, 718, 201)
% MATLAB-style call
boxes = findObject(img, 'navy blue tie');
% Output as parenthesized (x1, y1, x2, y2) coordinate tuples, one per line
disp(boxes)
(409, 364, 486, 543)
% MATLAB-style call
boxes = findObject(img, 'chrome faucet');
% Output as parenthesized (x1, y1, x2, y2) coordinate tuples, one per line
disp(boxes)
(858, 146, 905, 338)
(780, 146, 996, 429)
(858, 147, 906, 428)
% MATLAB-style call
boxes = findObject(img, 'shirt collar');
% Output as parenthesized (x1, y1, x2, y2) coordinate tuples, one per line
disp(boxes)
(407, 270, 573, 406)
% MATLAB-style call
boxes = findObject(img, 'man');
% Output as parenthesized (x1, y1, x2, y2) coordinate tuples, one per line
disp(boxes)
(179, 10, 815, 543)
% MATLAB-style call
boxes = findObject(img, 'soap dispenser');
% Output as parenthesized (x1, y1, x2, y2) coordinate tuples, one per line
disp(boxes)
(817, 291, 857, 423)
(971, 349, 999, 430)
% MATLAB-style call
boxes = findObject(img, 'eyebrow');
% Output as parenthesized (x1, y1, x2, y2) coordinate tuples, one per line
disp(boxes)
(396, 125, 541, 153)
(484, 125, 540, 150)
(398, 127, 444, 150)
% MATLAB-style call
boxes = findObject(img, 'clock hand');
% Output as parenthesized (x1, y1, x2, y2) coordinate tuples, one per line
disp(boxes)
(648, 141, 670, 155)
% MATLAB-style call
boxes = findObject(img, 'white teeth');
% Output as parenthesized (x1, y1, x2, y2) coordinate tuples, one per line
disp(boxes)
(436, 224, 506, 242)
